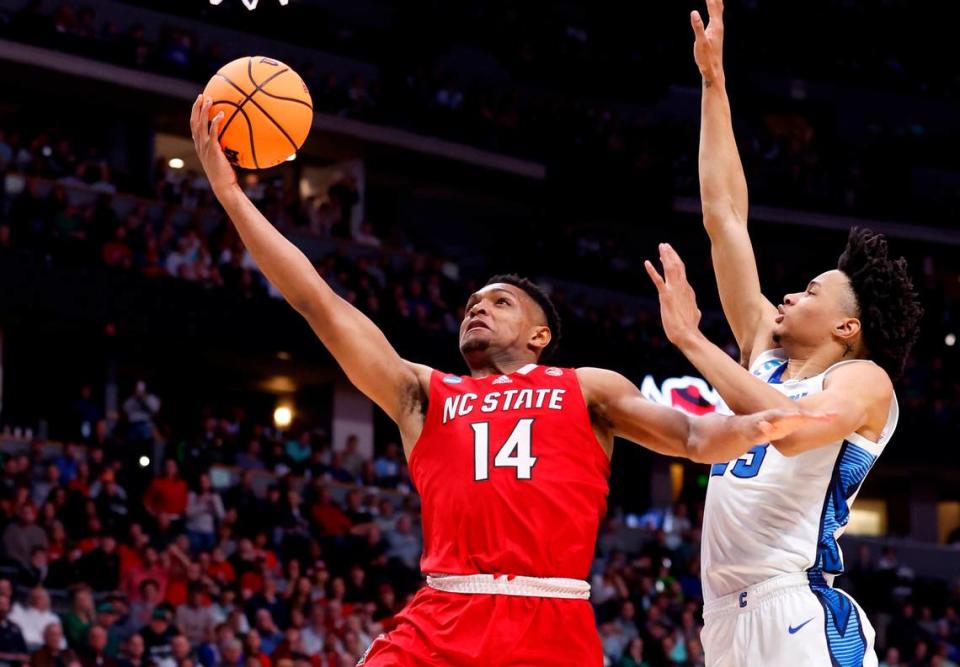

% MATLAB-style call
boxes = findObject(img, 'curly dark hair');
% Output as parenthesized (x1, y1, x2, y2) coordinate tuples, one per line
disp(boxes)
(484, 274, 562, 361)
(836, 228, 923, 381)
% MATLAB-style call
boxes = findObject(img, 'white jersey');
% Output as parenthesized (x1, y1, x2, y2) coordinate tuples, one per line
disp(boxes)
(701, 348, 899, 603)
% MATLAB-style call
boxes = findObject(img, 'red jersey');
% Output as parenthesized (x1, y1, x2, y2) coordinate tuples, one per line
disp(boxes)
(409, 363, 610, 580)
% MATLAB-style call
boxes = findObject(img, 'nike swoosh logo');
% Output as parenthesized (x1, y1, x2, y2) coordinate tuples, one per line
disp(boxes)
(788, 618, 815, 634)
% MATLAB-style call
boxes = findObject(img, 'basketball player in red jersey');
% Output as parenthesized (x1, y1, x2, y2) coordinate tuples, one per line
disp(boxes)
(190, 96, 831, 666)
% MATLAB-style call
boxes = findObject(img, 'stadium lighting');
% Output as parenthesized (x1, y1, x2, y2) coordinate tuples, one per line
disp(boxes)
(168, 158, 185, 169)
(274, 405, 293, 429)
(138, 455, 150, 468)
(209, 0, 289, 7)
(947, 333, 957, 347)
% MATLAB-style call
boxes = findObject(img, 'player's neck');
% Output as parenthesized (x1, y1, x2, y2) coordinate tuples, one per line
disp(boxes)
(465, 351, 538, 379)
(782, 344, 849, 380)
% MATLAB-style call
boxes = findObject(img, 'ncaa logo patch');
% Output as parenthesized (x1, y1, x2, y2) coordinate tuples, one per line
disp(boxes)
(545, 367, 563, 377)
(443, 375, 462, 384)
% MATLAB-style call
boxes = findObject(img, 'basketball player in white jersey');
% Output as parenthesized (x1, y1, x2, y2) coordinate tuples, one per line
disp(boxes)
(643, 1, 924, 665)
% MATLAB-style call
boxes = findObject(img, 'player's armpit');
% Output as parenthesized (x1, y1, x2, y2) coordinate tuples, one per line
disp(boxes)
(771, 363, 893, 457)
(299, 295, 431, 437)
(578, 367, 712, 460)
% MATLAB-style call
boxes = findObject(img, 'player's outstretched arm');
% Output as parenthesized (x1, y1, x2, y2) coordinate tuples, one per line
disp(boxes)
(191, 96, 427, 433)
(693, 0, 777, 366)
(646, 246, 891, 456)
(578, 368, 832, 463)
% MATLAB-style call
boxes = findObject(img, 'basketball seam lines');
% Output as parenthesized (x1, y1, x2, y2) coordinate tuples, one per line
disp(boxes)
(216, 73, 298, 163)
(244, 59, 305, 155)
(216, 67, 284, 138)
(214, 58, 291, 168)
(255, 89, 313, 110)
(210, 99, 260, 170)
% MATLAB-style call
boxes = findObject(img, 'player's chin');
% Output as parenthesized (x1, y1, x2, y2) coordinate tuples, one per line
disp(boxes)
(459, 330, 492, 354)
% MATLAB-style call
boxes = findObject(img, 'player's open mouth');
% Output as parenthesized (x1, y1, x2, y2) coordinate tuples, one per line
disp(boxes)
(466, 321, 491, 332)
(775, 314, 784, 324)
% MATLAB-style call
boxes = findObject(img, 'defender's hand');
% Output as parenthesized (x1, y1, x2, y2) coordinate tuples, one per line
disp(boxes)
(190, 94, 237, 195)
(742, 409, 837, 443)
(691, 0, 725, 84)
(645, 243, 703, 348)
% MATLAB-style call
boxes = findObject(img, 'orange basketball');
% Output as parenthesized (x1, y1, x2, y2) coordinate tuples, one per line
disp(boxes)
(201, 56, 313, 170)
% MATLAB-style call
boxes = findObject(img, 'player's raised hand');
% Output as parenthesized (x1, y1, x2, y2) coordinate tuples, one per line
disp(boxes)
(743, 408, 838, 443)
(190, 95, 237, 195)
(691, 0, 725, 84)
(645, 243, 702, 348)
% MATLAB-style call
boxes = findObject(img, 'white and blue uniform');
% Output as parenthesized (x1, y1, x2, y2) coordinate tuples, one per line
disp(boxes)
(700, 349, 898, 667)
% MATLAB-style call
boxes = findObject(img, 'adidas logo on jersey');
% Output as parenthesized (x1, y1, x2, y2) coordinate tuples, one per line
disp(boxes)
(492, 375, 513, 385)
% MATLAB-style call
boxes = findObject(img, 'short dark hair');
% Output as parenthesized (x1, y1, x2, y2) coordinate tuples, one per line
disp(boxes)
(484, 274, 562, 360)
(837, 228, 922, 381)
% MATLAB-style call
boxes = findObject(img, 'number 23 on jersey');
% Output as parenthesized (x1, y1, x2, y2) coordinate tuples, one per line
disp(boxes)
(711, 444, 769, 479)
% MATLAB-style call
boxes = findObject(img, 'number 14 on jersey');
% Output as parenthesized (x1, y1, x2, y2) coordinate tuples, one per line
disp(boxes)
(470, 418, 537, 481)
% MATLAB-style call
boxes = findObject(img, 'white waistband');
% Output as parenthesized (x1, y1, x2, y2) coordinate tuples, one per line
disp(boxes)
(703, 572, 817, 617)
(426, 574, 591, 600)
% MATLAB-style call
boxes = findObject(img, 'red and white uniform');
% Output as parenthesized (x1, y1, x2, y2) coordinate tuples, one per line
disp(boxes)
(360, 363, 610, 666)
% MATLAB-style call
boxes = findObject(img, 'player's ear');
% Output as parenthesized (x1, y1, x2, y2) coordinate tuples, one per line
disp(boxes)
(834, 317, 861, 342)
(529, 325, 551, 355)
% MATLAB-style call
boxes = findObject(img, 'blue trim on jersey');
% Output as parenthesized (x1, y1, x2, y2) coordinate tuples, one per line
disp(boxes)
(767, 361, 789, 385)
(808, 570, 868, 667)
(813, 440, 877, 573)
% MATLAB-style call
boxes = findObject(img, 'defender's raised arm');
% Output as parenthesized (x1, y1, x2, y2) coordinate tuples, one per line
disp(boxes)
(693, 0, 777, 366)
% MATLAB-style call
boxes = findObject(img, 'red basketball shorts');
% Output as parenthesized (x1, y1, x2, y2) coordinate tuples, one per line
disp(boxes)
(358, 586, 602, 666)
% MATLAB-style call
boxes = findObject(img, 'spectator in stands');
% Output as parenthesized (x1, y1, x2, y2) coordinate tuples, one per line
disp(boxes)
(372, 443, 402, 488)
(175, 585, 214, 647)
(144, 460, 188, 522)
(116, 634, 144, 667)
(283, 432, 312, 471)
(340, 436, 364, 478)
(218, 639, 242, 667)
(0, 592, 29, 667)
(10, 588, 61, 651)
(15, 546, 51, 589)
(3, 504, 48, 568)
(101, 227, 133, 269)
(168, 635, 192, 666)
(78, 625, 115, 667)
(69, 386, 103, 445)
(92, 604, 122, 660)
(140, 607, 177, 667)
(185, 473, 224, 552)
(251, 610, 282, 657)
(32, 463, 60, 506)
(28, 622, 76, 667)
(61, 587, 96, 649)
(125, 577, 164, 632)
(241, 629, 269, 667)
(235, 442, 266, 472)
(92, 472, 128, 536)
(121, 381, 160, 449)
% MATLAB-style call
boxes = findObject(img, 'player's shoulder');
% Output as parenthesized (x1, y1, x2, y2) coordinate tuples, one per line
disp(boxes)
(823, 359, 894, 398)
(574, 367, 637, 403)
(403, 362, 435, 383)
